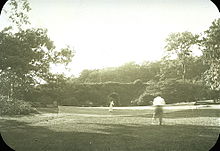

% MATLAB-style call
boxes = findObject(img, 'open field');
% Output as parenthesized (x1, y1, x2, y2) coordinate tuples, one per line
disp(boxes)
(0, 105, 219, 151)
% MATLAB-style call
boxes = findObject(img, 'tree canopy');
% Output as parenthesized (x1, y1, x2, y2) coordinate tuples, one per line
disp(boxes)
(164, 31, 199, 81)
(0, 0, 74, 99)
(201, 19, 220, 90)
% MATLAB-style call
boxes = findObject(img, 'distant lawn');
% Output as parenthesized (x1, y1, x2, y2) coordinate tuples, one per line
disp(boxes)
(0, 105, 219, 151)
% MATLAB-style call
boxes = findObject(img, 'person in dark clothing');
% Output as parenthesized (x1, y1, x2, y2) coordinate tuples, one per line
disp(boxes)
(153, 105, 163, 125)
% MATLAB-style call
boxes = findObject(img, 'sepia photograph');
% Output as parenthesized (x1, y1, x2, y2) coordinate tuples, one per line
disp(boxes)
(0, 0, 219, 150)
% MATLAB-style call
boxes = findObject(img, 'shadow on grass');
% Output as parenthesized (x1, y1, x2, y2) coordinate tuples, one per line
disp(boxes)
(0, 117, 219, 151)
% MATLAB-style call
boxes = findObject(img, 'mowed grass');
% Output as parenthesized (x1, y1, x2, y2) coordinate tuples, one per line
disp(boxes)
(0, 105, 219, 151)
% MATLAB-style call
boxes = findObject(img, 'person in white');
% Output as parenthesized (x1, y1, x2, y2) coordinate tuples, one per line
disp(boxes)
(152, 96, 165, 125)
(109, 100, 114, 112)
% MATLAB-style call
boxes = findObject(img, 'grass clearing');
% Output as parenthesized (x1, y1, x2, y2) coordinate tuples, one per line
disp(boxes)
(0, 105, 219, 151)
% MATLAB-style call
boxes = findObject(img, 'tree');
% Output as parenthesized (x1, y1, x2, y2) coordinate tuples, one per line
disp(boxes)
(184, 56, 209, 81)
(0, 27, 74, 99)
(159, 59, 182, 80)
(165, 31, 199, 81)
(76, 61, 161, 83)
(201, 18, 220, 91)
(3, 0, 31, 30)
(159, 56, 208, 81)
(0, 0, 74, 99)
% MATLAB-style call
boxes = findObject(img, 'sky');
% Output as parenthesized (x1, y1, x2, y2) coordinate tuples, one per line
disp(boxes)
(0, 0, 219, 77)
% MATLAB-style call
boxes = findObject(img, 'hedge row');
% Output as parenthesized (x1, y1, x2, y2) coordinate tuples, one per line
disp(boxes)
(29, 81, 147, 106)
(26, 79, 213, 107)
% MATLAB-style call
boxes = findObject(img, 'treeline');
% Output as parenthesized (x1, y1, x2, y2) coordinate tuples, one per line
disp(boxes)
(75, 57, 207, 84)
(76, 61, 161, 83)
(28, 57, 214, 106)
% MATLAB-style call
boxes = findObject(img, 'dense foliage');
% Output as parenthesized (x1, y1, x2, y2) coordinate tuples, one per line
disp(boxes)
(77, 62, 160, 83)
(28, 78, 215, 107)
(0, 95, 37, 115)
(132, 79, 211, 105)
(0, 0, 74, 100)
(30, 82, 146, 106)
(201, 19, 220, 90)
(164, 32, 199, 81)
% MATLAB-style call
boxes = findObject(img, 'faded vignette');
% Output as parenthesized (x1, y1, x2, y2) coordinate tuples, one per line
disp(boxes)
(0, 0, 220, 151)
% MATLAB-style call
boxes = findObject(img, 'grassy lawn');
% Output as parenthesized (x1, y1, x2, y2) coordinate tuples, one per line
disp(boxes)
(0, 105, 219, 151)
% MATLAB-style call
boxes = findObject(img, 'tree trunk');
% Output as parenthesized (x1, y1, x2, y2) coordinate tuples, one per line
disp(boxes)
(182, 63, 186, 82)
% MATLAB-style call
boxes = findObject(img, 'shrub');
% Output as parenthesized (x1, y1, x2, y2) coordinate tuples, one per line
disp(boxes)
(0, 95, 37, 115)
(132, 79, 211, 105)
(131, 92, 154, 106)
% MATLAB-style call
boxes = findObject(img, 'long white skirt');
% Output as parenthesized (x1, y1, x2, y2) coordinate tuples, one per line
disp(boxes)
(109, 104, 113, 112)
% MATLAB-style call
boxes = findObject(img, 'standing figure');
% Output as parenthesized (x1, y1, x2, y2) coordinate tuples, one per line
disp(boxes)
(109, 100, 114, 112)
(152, 96, 165, 125)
